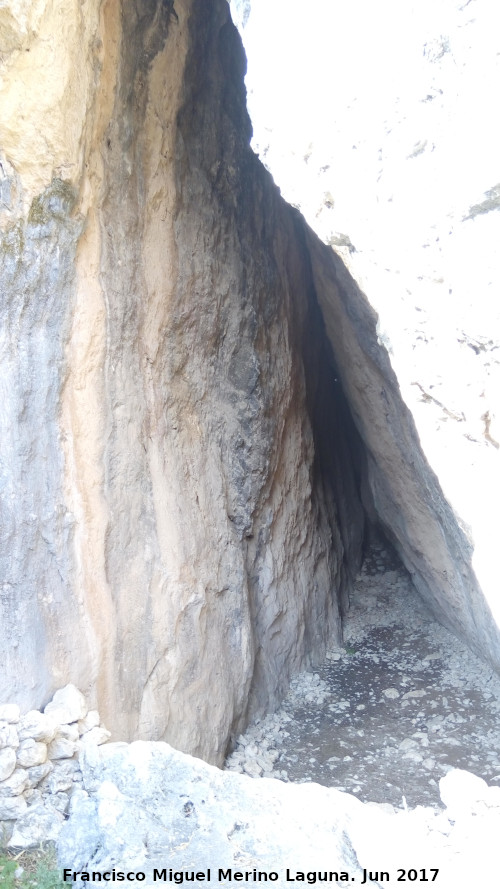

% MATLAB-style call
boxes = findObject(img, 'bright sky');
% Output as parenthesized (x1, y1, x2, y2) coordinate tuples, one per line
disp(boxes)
(234, 0, 500, 306)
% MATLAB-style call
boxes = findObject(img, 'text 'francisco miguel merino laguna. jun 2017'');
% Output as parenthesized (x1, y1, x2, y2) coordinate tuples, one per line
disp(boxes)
(62, 867, 441, 884)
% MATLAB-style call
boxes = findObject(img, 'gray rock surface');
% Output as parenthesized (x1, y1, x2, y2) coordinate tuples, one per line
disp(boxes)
(9, 803, 64, 849)
(0, 0, 498, 778)
(232, 0, 500, 671)
(57, 740, 365, 886)
(0, 0, 364, 758)
(0, 685, 110, 845)
(57, 739, 500, 889)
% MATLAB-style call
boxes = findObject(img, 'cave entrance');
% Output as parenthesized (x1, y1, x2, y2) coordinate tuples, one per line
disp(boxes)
(226, 538, 500, 809)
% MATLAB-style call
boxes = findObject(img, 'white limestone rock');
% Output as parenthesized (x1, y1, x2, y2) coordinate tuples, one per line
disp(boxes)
(47, 736, 79, 760)
(79, 727, 111, 747)
(77, 711, 101, 736)
(44, 685, 87, 725)
(58, 741, 365, 884)
(16, 739, 48, 768)
(27, 761, 53, 788)
(0, 722, 19, 749)
(0, 794, 27, 821)
(0, 768, 29, 797)
(439, 768, 489, 810)
(41, 759, 81, 794)
(8, 803, 65, 849)
(242, 759, 263, 778)
(18, 710, 57, 743)
(58, 724, 80, 742)
(0, 705, 20, 724)
(0, 747, 16, 781)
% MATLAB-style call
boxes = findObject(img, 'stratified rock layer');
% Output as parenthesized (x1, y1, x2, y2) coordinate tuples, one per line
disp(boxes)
(0, 0, 364, 761)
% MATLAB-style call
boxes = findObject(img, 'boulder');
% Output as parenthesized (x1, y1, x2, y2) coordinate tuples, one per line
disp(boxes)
(57, 724, 80, 742)
(58, 741, 365, 884)
(77, 711, 101, 736)
(0, 723, 19, 749)
(40, 759, 82, 795)
(79, 727, 111, 747)
(0, 768, 29, 798)
(16, 740, 47, 768)
(0, 747, 16, 782)
(47, 737, 79, 760)
(28, 761, 53, 787)
(0, 794, 27, 821)
(0, 705, 20, 724)
(44, 685, 87, 725)
(440, 768, 489, 810)
(17, 711, 57, 743)
(8, 803, 65, 849)
(57, 741, 500, 889)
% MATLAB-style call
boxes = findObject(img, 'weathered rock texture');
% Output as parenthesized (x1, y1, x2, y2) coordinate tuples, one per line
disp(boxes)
(0, 685, 110, 848)
(0, 0, 364, 760)
(307, 239, 500, 672)
(1, 0, 499, 766)
(57, 741, 500, 888)
(232, 0, 500, 670)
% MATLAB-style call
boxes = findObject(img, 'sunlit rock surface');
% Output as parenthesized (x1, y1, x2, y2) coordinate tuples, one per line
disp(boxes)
(57, 741, 500, 888)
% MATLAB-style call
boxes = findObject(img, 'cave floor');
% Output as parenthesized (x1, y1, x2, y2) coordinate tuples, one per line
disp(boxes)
(225, 544, 500, 810)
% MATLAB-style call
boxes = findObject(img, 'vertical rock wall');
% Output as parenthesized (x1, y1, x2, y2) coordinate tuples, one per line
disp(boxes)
(230, 0, 500, 672)
(0, 0, 365, 762)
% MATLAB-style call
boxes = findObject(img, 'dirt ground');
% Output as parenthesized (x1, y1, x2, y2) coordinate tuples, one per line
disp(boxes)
(226, 543, 500, 810)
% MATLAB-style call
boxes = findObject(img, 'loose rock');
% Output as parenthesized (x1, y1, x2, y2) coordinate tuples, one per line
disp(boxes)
(0, 748, 16, 782)
(16, 740, 48, 768)
(44, 685, 87, 725)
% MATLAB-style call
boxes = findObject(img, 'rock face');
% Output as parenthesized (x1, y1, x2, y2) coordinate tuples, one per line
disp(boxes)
(0, 0, 364, 760)
(0, 0, 499, 765)
(307, 238, 500, 671)
(57, 741, 500, 888)
(232, 0, 500, 670)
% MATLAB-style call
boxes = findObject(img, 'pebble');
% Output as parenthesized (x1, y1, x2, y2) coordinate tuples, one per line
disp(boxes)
(224, 543, 500, 811)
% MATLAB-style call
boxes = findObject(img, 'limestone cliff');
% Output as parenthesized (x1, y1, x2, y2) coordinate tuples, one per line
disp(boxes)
(232, 0, 500, 671)
(0, 0, 364, 762)
(2, 0, 499, 766)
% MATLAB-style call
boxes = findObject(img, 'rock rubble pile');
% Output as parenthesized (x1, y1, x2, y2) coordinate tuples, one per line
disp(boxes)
(0, 685, 110, 848)
(225, 543, 500, 809)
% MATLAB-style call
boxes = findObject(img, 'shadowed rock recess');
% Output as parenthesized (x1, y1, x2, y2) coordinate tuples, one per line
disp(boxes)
(0, 0, 498, 774)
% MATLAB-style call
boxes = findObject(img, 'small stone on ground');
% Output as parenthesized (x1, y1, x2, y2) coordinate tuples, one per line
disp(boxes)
(225, 542, 500, 810)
